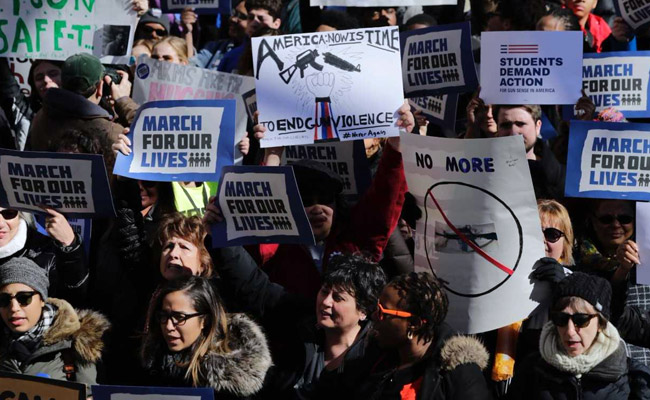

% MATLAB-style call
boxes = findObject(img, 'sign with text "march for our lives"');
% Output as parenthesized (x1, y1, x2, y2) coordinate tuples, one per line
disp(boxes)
(401, 22, 478, 97)
(0, 372, 85, 400)
(566, 121, 650, 201)
(614, 0, 650, 32)
(93, 385, 214, 400)
(0, 149, 115, 218)
(480, 31, 583, 105)
(113, 100, 236, 182)
(212, 166, 314, 247)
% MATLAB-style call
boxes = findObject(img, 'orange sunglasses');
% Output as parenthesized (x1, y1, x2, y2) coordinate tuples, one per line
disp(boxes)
(376, 302, 413, 320)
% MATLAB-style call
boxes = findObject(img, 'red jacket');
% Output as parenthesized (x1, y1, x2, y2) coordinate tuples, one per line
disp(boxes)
(248, 142, 407, 300)
(583, 13, 612, 53)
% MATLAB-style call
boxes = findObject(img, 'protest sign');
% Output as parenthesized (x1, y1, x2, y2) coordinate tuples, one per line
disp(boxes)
(160, 0, 229, 14)
(637, 202, 650, 285)
(310, 0, 456, 5)
(565, 121, 650, 201)
(212, 166, 314, 247)
(1, 0, 137, 63)
(242, 89, 257, 125)
(113, 100, 236, 182)
(401, 22, 478, 97)
(93, 385, 214, 400)
(408, 94, 459, 130)
(282, 141, 372, 199)
(403, 134, 547, 334)
(134, 56, 254, 163)
(0, 149, 115, 218)
(480, 31, 583, 105)
(565, 51, 650, 119)
(252, 26, 404, 147)
(7, 57, 33, 96)
(614, 0, 650, 32)
(0, 371, 85, 400)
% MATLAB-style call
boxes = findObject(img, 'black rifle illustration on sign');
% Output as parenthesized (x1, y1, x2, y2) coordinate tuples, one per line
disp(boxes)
(322, 52, 361, 72)
(280, 50, 323, 84)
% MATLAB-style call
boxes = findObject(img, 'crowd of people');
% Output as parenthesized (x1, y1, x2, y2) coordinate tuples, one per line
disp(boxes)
(1, 0, 650, 398)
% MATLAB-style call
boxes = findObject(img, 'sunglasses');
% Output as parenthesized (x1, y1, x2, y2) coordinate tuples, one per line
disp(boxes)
(596, 214, 634, 225)
(0, 209, 19, 220)
(142, 25, 168, 37)
(550, 312, 598, 328)
(375, 302, 413, 321)
(139, 180, 157, 189)
(0, 291, 38, 308)
(543, 227, 565, 244)
(157, 311, 204, 327)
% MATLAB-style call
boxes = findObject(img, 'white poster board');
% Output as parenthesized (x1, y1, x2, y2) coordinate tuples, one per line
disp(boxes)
(637, 202, 650, 285)
(403, 134, 547, 334)
(311, 0, 457, 5)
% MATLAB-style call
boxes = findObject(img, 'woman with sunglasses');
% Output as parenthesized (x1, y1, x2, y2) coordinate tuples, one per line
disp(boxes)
(508, 272, 650, 399)
(140, 275, 271, 397)
(0, 258, 109, 390)
(538, 199, 575, 266)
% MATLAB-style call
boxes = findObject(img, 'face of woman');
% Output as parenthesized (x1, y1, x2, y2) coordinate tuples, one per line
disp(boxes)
(555, 301, 600, 357)
(591, 200, 634, 251)
(315, 285, 365, 332)
(372, 285, 410, 349)
(152, 42, 186, 65)
(0, 208, 21, 248)
(159, 290, 204, 352)
(159, 237, 204, 281)
(33, 62, 61, 99)
(541, 218, 565, 262)
(132, 44, 152, 59)
(138, 181, 158, 210)
(0, 283, 44, 334)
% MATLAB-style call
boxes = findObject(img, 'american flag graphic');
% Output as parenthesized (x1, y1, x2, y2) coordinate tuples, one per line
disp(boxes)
(500, 44, 539, 54)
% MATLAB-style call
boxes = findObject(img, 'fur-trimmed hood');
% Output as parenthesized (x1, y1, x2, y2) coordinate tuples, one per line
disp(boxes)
(439, 335, 489, 371)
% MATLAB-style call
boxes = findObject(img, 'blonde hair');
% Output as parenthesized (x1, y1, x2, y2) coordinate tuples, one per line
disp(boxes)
(132, 38, 157, 56)
(153, 36, 189, 64)
(538, 199, 574, 266)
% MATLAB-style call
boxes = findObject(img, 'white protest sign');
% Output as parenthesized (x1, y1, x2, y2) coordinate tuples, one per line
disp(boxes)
(480, 31, 583, 105)
(0, 371, 85, 399)
(134, 56, 254, 163)
(637, 202, 650, 285)
(403, 134, 547, 334)
(311, 0, 456, 5)
(1, 0, 137, 63)
(614, 0, 650, 31)
(252, 27, 404, 147)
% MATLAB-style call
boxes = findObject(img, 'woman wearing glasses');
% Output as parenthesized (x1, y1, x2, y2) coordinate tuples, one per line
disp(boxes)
(0, 258, 109, 390)
(140, 275, 271, 397)
(508, 272, 650, 399)
(538, 199, 575, 266)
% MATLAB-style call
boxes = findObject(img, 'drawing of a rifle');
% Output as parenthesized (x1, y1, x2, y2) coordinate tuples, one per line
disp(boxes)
(322, 52, 361, 72)
(280, 49, 323, 84)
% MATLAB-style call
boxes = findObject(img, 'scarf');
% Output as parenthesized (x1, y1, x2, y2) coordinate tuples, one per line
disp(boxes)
(5, 302, 57, 365)
(539, 319, 620, 376)
(0, 219, 27, 259)
(578, 238, 619, 273)
(159, 347, 193, 382)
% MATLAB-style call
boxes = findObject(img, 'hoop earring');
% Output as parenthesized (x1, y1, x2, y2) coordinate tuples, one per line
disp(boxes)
(407, 330, 414, 340)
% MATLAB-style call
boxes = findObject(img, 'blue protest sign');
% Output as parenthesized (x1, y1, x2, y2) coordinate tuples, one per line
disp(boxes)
(92, 385, 214, 400)
(540, 112, 558, 140)
(566, 120, 650, 201)
(0, 149, 115, 218)
(160, 0, 229, 14)
(614, 0, 650, 33)
(113, 100, 236, 182)
(401, 22, 478, 97)
(212, 166, 314, 247)
(282, 141, 371, 201)
(408, 94, 459, 130)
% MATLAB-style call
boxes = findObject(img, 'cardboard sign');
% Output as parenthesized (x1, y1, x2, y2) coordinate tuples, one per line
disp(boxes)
(566, 51, 650, 119)
(480, 31, 583, 105)
(92, 385, 214, 400)
(160, 0, 229, 14)
(401, 22, 478, 97)
(282, 141, 372, 199)
(614, 0, 650, 32)
(637, 202, 650, 285)
(0, 149, 115, 218)
(134, 56, 254, 163)
(0, 371, 85, 400)
(310, 0, 456, 5)
(403, 134, 547, 334)
(212, 166, 314, 247)
(408, 94, 459, 130)
(0, 0, 137, 63)
(113, 100, 236, 182)
(252, 27, 404, 147)
(566, 121, 650, 201)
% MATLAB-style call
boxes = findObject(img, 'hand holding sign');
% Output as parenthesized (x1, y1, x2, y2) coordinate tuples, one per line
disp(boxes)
(616, 239, 640, 272)
(41, 206, 75, 247)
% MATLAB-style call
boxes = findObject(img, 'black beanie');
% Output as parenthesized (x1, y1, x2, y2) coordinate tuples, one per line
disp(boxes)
(553, 272, 611, 320)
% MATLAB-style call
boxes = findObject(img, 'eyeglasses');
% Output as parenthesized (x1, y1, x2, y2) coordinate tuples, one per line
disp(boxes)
(231, 9, 247, 20)
(596, 214, 634, 225)
(139, 180, 157, 189)
(142, 25, 168, 37)
(550, 312, 598, 328)
(0, 291, 38, 308)
(375, 302, 413, 321)
(0, 209, 19, 220)
(543, 227, 565, 244)
(300, 191, 336, 207)
(157, 311, 204, 327)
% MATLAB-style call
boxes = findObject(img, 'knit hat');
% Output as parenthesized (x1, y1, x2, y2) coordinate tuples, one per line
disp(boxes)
(138, 10, 171, 34)
(61, 53, 105, 94)
(290, 159, 344, 195)
(553, 272, 611, 320)
(0, 258, 49, 300)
